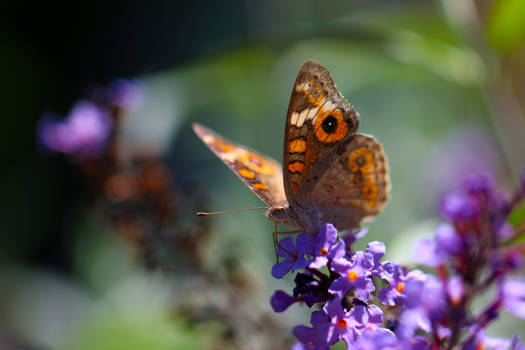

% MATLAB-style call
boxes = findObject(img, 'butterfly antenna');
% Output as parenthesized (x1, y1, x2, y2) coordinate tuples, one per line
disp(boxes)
(196, 207, 267, 216)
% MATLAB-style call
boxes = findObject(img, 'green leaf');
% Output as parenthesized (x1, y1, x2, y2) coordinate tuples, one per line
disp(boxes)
(508, 202, 525, 227)
(487, 0, 525, 52)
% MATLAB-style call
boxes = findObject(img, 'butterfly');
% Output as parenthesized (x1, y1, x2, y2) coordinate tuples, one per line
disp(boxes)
(193, 60, 390, 234)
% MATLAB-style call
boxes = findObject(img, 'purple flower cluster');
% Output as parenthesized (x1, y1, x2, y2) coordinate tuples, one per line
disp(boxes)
(38, 79, 143, 159)
(271, 171, 525, 349)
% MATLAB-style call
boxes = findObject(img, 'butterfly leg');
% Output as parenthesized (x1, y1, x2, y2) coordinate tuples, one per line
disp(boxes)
(273, 225, 303, 263)
(273, 223, 279, 263)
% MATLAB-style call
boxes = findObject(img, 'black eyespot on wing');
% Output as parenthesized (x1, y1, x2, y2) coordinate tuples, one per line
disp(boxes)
(322, 115, 338, 134)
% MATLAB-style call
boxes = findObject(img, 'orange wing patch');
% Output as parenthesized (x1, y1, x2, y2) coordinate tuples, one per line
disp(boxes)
(348, 148, 374, 174)
(239, 168, 256, 179)
(288, 161, 305, 174)
(252, 182, 268, 191)
(212, 138, 235, 152)
(288, 139, 307, 154)
(239, 153, 276, 175)
(314, 109, 347, 143)
(362, 178, 378, 208)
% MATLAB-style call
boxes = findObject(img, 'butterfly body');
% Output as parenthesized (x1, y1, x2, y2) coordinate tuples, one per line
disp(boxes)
(193, 60, 390, 234)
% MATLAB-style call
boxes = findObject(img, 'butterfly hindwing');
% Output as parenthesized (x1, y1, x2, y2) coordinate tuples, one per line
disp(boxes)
(304, 134, 390, 229)
(283, 60, 360, 206)
(192, 123, 287, 207)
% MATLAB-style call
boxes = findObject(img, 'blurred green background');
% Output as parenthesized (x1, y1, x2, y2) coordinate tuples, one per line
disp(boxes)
(1, 0, 525, 349)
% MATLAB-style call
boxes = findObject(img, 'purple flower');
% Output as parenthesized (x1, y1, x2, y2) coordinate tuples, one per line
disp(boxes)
(463, 329, 510, 350)
(308, 223, 342, 269)
(329, 251, 375, 301)
(397, 274, 445, 339)
(463, 172, 495, 198)
(312, 223, 338, 257)
(435, 223, 462, 256)
(38, 100, 112, 158)
(309, 239, 345, 269)
(501, 279, 525, 319)
(291, 311, 330, 350)
(414, 224, 462, 267)
(107, 79, 144, 110)
(511, 334, 525, 350)
(291, 326, 329, 350)
(379, 266, 426, 307)
(270, 290, 295, 312)
(272, 234, 313, 279)
(351, 302, 383, 329)
(350, 328, 397, 350)
(292, 272, 322, 307)
(446, 275, 464, 307)
(440, 192, 479, 224)
(366, 241, 385, 266)
(413, 238, 442, 267)
(319, 299, 361, 346)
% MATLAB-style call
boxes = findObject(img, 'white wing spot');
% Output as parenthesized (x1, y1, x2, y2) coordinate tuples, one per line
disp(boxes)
(291, 112, 299, 125)
(295, 82, 309, 92)
(296, 109, 309, 127)
(202, 135, 214, 143)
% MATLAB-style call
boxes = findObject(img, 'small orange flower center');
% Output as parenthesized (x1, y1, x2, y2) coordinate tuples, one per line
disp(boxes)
(291, 253, 298, 262)
(337, 319, 347, 329)
(450, 295, 461, 307)
(320, 247, 329, 255)
(396, 282, 405, 293)
(475, 342, 484, 350)
(307, 340, 314, 349)
(347, 271, 358, 281)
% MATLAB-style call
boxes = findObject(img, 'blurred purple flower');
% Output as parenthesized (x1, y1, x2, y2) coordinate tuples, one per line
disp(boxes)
(329, 251, 375, 300)
(511, 334, 525, 350)
(38, 100, 112, 158)
(446, 275, 464, 306)
(463, 172, 495, 198)
(351, 328, 397, 350)
(440, 192, 479, 224)
(397, 274, 446, 339)
(107, 79, 144, 110)
(413, 238, 442, 267)
(501, 279, 525, 319)
(414, 223, 462, 267)
(463, 329, 510, 350)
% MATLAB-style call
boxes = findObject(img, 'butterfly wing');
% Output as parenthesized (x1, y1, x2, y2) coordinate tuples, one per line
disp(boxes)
(283, 60, 360, 206)
(193, 123, 287, 207)
(304, 134, 390, 230)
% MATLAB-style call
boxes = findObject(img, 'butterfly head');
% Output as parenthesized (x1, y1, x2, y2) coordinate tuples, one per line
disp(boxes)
(265, 205, 302, 230)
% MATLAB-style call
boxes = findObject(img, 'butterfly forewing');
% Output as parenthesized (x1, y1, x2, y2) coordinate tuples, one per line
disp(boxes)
(283, 60, 359, 207)
(192, 123, 287, 207)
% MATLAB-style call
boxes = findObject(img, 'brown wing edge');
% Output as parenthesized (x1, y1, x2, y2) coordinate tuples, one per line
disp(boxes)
(192, 122, 287, 207)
